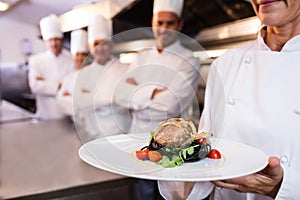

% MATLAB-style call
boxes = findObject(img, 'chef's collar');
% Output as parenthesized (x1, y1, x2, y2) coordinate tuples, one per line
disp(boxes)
(156, 40, 181, 54)
(258, 25, 300, 52)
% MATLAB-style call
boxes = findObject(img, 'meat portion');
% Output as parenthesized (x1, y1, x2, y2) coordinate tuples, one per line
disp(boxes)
(153, 118, 197, 148)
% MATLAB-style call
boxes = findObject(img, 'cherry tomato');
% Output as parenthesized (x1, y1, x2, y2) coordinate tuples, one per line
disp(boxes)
(135, 149, 149, 160)
(148, 150, 162, 162)
(194, 138, 206, 144)
(207, 149, 222, 159)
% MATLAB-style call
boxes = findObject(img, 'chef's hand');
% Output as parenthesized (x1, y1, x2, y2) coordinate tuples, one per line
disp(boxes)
(58, 83, 62, 90)
(126, 77, 138, 85)
(36, 76, 44, 81)
(212, 157, 283, 198)
(151, 88, 165, 99)
(62, 91, 71, 96)
(81, 88, 90, 93)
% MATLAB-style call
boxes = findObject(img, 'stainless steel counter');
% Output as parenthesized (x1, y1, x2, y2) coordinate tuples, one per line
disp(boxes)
(0, 100, 33, 124)
(0, 119, 127, 199)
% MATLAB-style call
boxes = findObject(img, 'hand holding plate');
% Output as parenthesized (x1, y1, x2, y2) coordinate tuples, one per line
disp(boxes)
(212, 156, 283, 198)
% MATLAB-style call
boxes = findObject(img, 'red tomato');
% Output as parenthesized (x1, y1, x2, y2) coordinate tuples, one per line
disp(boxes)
(135, 149, 149, 160)
(148, 150, 162, 162)
(207, 149, 222, 159)
(194, 138, 206, 144)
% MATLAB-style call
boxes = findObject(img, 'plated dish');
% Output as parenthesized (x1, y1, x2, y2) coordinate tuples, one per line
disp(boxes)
(78, 132, 268, 181)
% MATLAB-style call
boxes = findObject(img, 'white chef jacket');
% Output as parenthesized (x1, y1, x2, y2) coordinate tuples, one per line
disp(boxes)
(28, 49, 74, 120)
(73, 59, 131, 140)
(158, 28, 300, 200)
(114, 40, 200, 134)
(56, 70, 78, 116)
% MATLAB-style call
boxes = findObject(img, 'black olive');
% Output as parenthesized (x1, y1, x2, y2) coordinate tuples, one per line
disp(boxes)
(148, 138, 164, 150)
(141, 146, 149, 150)
(183, 143, 211, 162)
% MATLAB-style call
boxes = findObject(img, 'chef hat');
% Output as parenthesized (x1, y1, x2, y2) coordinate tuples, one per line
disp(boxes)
(39, 14, 63, 41)
(88, 14, 111, 44)
(70, 29, 89, 55)
(153, 0, 184, 17)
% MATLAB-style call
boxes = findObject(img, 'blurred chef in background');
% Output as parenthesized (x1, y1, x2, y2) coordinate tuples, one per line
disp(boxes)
(114, 0, 200, 199)
(28, 14, 74, 120)
(114, 0, 200, 134)
(73, 14, 131, 141)
(70, 29, 89, 71)
(57, 29, 89, 116)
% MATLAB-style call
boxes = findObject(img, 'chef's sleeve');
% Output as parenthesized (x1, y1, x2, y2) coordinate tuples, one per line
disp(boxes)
(28, 60, 61, 96)
(56, 77, 73, 116)
(144, 56, 200, 120)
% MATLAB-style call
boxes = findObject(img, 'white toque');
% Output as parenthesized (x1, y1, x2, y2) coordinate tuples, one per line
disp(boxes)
(71, 29, 88, 55)
(153, 0, 184, 17)
(39, 14, 63, 41)
(88, 14, 111, 44)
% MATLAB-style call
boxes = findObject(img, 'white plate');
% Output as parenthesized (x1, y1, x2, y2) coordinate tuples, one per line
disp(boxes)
(78, 133, 268, 181)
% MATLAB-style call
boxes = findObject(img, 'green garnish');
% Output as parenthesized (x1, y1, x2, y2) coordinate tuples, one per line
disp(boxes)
(156, 155, 183, 168)
(155, 144, 200, 168)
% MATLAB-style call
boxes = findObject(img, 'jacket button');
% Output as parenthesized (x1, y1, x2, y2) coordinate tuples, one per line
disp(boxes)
(227, 98, 235, 105)
(244, 57, 252, 64)
(280, 156, 289, 165)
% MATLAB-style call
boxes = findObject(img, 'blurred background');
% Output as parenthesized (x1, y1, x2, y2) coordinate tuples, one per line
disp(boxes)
(0, 0, 258, 112)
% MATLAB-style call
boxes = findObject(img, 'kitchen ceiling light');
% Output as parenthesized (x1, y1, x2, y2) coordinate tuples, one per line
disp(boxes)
(0, 1, 9, 11)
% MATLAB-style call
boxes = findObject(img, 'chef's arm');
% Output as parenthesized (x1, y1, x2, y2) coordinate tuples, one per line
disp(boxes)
(114, 78, 157, 109)
(56, 94, 73, 116)
(146, 59, 200, 120)
(56, 85, 73, 116)
(56, 77, 70, 98)
(28, 67, 61, 96)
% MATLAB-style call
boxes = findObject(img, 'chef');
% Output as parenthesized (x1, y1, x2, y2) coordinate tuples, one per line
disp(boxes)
(57, 29, 89, 116)
(114, 0, 200, 134)
(73, 14, 131, 141)
(113, 0, 200, 199)
(28, 14, 74, 120)
(158, 0, 300, 199)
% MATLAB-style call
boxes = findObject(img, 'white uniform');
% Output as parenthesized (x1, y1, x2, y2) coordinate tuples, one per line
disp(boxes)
(57, 29, 89, 116)
(28, 50, 74, 120)
(74, 59, 131, 140)
(158, 29, 300, 199)
(56, 70, 78, 116)
(114, 40, 200, 133)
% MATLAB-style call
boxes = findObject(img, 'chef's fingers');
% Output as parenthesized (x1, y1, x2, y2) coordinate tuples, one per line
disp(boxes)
(212, 180, 241, 191)
(262, 157, 283, 178)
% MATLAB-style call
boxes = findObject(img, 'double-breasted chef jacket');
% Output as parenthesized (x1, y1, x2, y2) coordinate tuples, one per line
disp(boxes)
(114, 40, 200, 134)
(28, 49, 74, 120)
(158, 28, 300, 200)
(73, 59, 131, 140)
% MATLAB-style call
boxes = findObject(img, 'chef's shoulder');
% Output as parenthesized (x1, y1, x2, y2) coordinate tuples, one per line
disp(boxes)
(28, 51, 49, 68)
(210, 41, 257, 79)
(28, 51, 49, 67)
(176, 44, 200, 71)
(212, 40, 256, 73)
(60, 48, 73, 58)
(176, 44, 194, 58)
